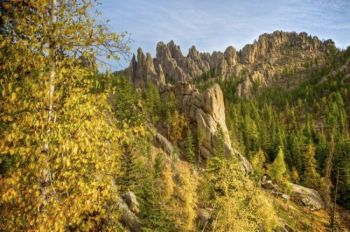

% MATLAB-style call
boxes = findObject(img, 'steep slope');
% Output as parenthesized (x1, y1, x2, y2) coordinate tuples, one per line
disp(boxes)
(121, 31, 350, 231)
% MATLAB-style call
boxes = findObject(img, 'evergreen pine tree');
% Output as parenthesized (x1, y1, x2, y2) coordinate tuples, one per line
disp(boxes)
(320, 135, 335, 208)
(184, 129, 196, 163)
(118, 145, 138, 192)
(251, 149, 266, 178)
(291, 166, 300, 183)
(302, 144, 321, 189)
(268, 147, 287, 183)
(215, 124, 226, 158)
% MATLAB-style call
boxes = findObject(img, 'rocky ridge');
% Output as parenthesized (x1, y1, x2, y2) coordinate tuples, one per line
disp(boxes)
(127, 31, 335, 96)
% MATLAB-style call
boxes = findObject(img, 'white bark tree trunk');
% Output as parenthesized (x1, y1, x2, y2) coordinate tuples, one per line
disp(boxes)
(40, 0, 57, 212)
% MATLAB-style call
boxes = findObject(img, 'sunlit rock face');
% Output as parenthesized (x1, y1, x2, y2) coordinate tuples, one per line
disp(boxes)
(160, 82, 252, 173)
(127, 31, 335, 96)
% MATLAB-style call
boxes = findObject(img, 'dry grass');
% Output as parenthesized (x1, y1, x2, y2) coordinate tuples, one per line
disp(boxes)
(272, 194, 330, 231)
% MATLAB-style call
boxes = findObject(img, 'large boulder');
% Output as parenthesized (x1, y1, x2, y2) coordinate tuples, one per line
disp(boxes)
(238, 152, 253, 173)
(197, 208, 211, 228)
(153, 131, 174, 156)
(121, 191, 140, 214)
(290, 183, 325, 211)
(118, 193, 141, 232)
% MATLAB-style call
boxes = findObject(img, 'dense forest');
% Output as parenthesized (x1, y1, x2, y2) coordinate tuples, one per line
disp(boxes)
(221, 48, 350, 208)
(1, 1, 350, 231)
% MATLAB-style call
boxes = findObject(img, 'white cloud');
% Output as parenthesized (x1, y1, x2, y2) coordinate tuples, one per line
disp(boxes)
(100, 0, 350, 70)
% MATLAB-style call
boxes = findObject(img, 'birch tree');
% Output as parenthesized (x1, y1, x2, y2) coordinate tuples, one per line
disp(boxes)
(0, 0, 131, 230)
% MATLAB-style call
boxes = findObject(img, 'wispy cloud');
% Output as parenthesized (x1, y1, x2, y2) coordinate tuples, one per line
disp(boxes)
(100, 0, 350, 70)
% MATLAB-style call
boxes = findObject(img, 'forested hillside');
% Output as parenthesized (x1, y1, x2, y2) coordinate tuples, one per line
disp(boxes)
(222, 47, 350, 209)
(1, 1, 350, 231)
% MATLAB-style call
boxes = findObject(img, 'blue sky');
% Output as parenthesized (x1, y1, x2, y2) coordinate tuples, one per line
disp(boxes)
(100, 0, 350, 70)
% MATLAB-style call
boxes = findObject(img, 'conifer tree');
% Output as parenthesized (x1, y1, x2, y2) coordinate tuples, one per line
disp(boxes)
(288, 133, 303, 174)
(184, 129, 196, 163)
(111, 74, 145, 127)
(118, 145, 139, 192)
(145, 81, 161, 124)
(291, 166, 300, 183)
(251, 149, 266, 178)
(268, 147, 287, 183)
(302, 144, 321, 189)
(320, 135, 334, 207)
(169, 111, 188, 143)
(204, 156, 279, 231)
(214, 124, 226, 158)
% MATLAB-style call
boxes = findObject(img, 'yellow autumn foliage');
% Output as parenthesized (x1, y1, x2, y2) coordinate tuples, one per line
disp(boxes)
(0, 0, 130, 230)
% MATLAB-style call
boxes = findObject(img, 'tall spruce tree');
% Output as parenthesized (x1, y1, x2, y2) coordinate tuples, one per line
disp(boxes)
(184, 129, 196, 163)
(268, 147, 287, 183)
(302, 144, 321, 189)
(251, 149, 267, 178)
(215, 124, 226, 158)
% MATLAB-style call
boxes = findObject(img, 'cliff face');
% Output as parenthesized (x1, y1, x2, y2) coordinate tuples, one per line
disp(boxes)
(240, 31, 328, 64)
(128, 48, 165, 87)
(159, 82, 252, 172)
(127, 31, 336, 95)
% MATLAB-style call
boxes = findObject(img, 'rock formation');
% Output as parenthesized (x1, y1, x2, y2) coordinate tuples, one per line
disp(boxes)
(197, 208, 211, 229)
(127, 31, 336, 96)
(121, 191, 140, 214)
(237, 71, 266, 97)
(160, 82, 252, 172)
(240, 31, 330, 64)
(290, 183, 325, 211)
(118, 192, 141, 232)
(126, 31, 336, 171)
(261, 175, 325, 211)
(128, 48, 165, 87)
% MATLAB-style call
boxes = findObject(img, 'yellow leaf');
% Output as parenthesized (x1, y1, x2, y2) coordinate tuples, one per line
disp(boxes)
(11, 92, 16, 102)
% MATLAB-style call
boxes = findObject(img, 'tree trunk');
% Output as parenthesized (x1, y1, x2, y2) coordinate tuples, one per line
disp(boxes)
(40, 0, 57, 212)
(331, 168, 339, 231)
(48, 0, 57, 131)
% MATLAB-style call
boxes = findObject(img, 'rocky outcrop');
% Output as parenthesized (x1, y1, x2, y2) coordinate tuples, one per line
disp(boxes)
(155, 41, 213, 82)
(121, 191, 140, 214)
(155, 41, 190, 82)
(237, 71, 266, 97)
(290, 183, 325, 211)
(197, 208, 211, 229)
(127, 31, 336, 96)
(261, 175, 325, 210)
(261, 175, 325, 211)
(160, 82, 252, 172)
(240, 31, 330, 64)
(153, 131, 174, 156)
(128, 48, 165, 87)
(261, 175, 279, 190)
(168, 82, 230, 156)
(146, 123, 175, 156)
(118, 192, 141, 232)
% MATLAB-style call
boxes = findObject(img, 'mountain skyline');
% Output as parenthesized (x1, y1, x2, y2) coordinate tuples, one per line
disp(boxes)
(101, 0, 350, 70)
